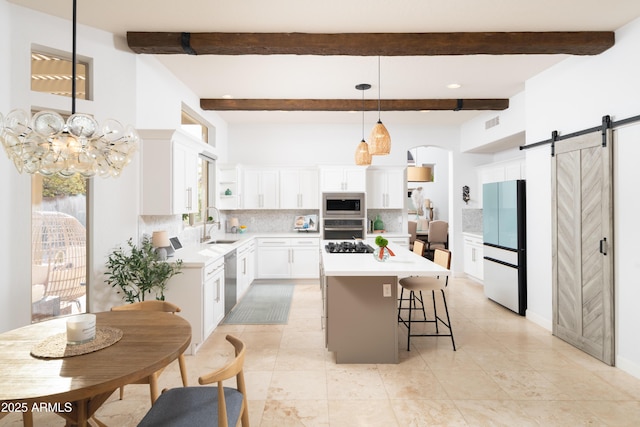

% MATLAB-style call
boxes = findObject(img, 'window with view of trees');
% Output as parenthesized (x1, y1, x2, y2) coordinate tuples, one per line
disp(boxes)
(31, 174, 88, 323)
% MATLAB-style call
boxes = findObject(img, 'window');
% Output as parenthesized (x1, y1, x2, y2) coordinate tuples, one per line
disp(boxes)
(31, 48, 91, 100)
(181, 109, 216, 225)
(30, 44, 92, 322)
(31, 173, 88, 323)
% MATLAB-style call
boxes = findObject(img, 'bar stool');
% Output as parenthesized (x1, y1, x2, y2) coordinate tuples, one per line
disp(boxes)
(398, 248, 456, 351)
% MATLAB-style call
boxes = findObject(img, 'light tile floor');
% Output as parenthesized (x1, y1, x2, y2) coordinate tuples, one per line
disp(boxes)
(4, 278, 640, 426)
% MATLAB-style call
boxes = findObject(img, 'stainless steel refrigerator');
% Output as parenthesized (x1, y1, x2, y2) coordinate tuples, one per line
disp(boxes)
(482, 180, 527, 315)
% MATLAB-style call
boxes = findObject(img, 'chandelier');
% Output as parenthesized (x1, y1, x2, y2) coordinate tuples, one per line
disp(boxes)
(0, 0, 137, 178)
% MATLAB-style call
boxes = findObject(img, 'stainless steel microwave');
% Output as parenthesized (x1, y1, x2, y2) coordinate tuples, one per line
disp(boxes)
(322, 192, 365, 217)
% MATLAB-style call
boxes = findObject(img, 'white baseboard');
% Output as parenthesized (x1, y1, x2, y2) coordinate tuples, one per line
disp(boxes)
(616, 355, 640, 380)
(525, 309, 552, 331)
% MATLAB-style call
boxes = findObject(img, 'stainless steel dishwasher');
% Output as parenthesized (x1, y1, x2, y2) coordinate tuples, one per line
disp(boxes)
(224, 249, 237, 315)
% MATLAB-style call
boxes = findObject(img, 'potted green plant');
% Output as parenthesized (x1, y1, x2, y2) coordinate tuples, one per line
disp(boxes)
(105, 236, 183, 303)
(374, 235, 395, 262)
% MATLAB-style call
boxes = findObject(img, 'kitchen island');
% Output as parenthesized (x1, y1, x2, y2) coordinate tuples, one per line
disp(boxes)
(321, 240, 449, 363)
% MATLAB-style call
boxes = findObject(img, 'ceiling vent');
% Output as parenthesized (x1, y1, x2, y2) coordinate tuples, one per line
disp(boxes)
(485, 116, 500, 130)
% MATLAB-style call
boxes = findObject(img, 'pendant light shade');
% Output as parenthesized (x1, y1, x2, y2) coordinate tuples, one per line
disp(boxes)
(354, 83, 372, 166)
(369, 120, 391, 155)
(355, 139, 372, 165)
(369, 56, 391, 155)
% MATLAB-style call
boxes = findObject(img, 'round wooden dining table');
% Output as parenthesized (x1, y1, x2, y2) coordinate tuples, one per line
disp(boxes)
(0, 310, 191, 427)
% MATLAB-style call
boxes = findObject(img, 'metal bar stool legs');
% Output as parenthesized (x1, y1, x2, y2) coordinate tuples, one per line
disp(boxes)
(397, 281, 456, 352)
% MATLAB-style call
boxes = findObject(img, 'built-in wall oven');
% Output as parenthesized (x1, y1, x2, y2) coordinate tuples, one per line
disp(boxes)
(322, 192, 366, 240)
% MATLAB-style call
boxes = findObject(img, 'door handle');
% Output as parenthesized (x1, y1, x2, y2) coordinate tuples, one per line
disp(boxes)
(599, 237, 608, 256)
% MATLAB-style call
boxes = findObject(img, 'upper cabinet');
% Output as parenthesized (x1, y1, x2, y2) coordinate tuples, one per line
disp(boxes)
(243, 168, 279, 209)
(476, 158, 526, 206)
(367, 167, 406, 209)
(140, 129, 208, 215)
(280, 168, 319, 209)
(320, 166, 367, 192)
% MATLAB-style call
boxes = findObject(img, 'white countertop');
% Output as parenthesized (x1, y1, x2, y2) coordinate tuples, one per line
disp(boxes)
(321, 240, 450, 277)
(172, 231, 321, 267)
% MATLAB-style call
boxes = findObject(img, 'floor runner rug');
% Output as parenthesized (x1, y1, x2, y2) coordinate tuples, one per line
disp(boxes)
(222, 283, 294, 325)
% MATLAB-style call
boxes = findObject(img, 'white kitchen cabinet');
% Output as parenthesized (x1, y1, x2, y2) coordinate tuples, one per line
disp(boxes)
(387, 236, 410, 249)
(164, 256, 225, 355)
(218, 164, 241, 210)
(236, 239, 256, 300)
(204, 258, 226, 337)
(463, 233, 484, 281)
(320, 166, 367, 192)
(140, 129, 205, 215)
(257, 237, 320, 279)
(243, 168, 279, 209)
(280, 168, 319, 209)
(173, 142, 199, 213)
(367, 167, 406, 209)
(476, 158, 526, 206)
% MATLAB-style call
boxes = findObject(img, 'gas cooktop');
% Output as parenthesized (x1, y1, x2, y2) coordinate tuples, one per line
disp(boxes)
(325, 241, 374, 254)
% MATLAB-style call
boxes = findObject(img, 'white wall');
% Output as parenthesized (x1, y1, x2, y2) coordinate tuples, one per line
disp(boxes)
(460, 92, 526, 152)
(0, 1, 34, 331)
(227, 122, 459, 166)
(613, 125, 640, 377)
(524, 16, 640, 375)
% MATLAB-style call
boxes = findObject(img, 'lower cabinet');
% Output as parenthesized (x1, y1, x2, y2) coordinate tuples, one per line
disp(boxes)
(164, 257, 225, 355)
(463, 233, 484, 281)
(236, 239, 256, 300)
(257, 237, 320, 279)
(387, 236, 410, 250)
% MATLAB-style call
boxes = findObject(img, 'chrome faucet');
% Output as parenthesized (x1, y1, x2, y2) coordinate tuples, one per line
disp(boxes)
(201, 206, 221, 242)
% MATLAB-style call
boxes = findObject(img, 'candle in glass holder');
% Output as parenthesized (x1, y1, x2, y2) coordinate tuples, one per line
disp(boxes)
(66, 314, 96, 345)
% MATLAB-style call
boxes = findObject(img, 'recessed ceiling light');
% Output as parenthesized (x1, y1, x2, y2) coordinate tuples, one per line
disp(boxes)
(446, 83, 461, 89)
(222, 94, 233, 99)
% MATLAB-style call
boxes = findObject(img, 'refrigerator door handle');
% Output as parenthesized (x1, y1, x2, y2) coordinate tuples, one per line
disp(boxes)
(484, 256, 518, 269)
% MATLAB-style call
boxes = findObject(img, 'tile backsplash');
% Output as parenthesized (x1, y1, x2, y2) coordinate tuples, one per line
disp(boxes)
(462, 208, 483, 233)
(139, 208, 407, 248)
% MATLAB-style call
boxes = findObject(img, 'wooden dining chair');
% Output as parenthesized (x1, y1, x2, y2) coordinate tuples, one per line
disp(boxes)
(137, 334, 249, 427)
(111, 300, 189, 404)
(397, 248, 456, 351)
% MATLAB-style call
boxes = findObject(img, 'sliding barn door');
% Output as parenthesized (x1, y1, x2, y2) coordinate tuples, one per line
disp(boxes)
(551, 129, 614, 365)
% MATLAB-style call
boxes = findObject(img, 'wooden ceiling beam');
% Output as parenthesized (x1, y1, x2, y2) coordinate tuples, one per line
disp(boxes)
(200, 98, 509, 111)
(127, 31, 614, 56)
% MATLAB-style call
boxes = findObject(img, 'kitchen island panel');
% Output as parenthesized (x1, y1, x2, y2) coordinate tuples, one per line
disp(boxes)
(327, 275, 398, 364)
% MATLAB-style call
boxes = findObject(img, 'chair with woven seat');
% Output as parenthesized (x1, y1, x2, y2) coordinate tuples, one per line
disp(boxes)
(398, 248, 455, 351)
(137, 334, 249, 427)
(398, 239, 427, 315)
(425, 220, 448, 260)
(111, 300, 189, 404)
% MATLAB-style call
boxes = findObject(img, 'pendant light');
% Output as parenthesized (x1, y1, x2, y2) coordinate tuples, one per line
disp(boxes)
(369, 56, 391, 155)
(354, 83, 372, 166)
(0, 0, 138, 178)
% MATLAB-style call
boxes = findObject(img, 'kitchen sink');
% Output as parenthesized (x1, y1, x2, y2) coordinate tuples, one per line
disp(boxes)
(207, 239, 238, 244)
